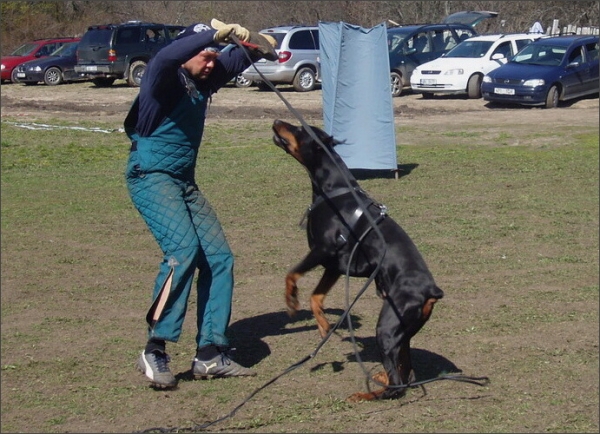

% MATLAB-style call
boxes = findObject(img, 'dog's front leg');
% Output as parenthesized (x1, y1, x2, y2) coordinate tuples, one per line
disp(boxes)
(285, 249, 328, 316)
(310, 268, 340, 338)
(285, 271, 301, 316)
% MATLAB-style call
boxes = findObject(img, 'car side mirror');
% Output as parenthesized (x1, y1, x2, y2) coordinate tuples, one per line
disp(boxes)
(491, 53, 505, 60)
(567, 61, 580, 68)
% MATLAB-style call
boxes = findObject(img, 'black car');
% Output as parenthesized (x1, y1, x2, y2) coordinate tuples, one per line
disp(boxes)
(387, 10, 498, 96)
(14, 41, 84, 85)
(74, 21, 185, 87)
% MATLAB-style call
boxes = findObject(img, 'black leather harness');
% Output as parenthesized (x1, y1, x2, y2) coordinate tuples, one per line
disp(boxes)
(299, 187, 388, 247)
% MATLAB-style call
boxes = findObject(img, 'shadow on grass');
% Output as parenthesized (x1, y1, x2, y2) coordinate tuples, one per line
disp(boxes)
(223, 308, 363, 368)
(201, 308, 461, 383)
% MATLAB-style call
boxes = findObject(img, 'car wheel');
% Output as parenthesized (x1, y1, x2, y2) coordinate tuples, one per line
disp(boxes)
(10, 68, 20, 83)
(235, 73, 253, 88)
(544, 85, 559, 109)
(293, 67, 316, 92)
(467, 74, 482, 99)
(127, 60, 147, 87)
(44, 67, 63, 86)
(390, 72, 403, 97)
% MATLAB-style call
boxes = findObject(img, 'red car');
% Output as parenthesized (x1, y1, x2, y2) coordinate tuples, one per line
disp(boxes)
(1, 37, 80, 83)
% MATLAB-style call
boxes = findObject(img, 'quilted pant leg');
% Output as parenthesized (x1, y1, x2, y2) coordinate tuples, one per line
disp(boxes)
(127, 170, 200, 343)
(183, 185, 235, 348)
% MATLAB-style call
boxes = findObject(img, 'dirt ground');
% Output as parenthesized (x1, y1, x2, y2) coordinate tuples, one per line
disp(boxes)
(1, 80, 599, 433)
(2, 78, 599, 127)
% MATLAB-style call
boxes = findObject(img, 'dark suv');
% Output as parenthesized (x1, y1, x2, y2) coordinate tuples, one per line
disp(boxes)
(74, 21, 185, 87)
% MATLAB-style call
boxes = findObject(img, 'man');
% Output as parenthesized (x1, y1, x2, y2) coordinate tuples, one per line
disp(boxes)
(124, 19, 276, 389)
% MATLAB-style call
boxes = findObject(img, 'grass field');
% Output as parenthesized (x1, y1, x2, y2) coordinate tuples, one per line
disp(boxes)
(1, 114, 598, 433)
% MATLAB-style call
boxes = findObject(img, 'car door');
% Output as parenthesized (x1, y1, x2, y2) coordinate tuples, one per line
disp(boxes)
(403, 31, 433, 78)
(583, 41, 599, 93)
(563, 44, 588, 97)
(144, 25, 169, 54)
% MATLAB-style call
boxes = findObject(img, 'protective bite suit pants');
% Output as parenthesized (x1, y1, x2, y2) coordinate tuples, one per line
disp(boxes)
(126, 164, 234, 348)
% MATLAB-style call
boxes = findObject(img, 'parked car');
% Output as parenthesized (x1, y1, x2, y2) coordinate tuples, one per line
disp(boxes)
(387, 11, 498, 97)
(74, 21, 185, 87)
(242, 26, 320, 92)
(14, 41, 86, 85)
(1, 37, 80, 83)
(410, 33, 543, 99)
(481, 35, 599, 108)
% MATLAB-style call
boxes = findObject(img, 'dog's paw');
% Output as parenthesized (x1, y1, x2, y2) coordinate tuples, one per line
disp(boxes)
(346, 391, 379, 402)
(285, 295, 300, 316)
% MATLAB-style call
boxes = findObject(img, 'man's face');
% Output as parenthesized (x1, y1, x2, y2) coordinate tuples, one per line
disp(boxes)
(182, 50, 219, 80)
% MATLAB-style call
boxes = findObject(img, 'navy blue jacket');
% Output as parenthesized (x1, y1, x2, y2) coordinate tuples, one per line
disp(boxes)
(125, 29, 256, 138)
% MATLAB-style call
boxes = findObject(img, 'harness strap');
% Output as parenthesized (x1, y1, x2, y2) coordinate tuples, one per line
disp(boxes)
(304, 188, 388, 242)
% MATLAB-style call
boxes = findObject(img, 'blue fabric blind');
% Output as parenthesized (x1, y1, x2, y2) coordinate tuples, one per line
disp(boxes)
(319, 21, 397, 170)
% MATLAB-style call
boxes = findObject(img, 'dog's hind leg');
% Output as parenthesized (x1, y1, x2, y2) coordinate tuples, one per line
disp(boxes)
(310, 268, 340, 338)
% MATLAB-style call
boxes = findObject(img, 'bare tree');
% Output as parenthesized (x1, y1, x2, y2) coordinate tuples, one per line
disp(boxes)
(1, 1, 598, 55)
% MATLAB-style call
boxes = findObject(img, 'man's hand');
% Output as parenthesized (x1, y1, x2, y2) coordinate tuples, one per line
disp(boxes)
(261, 34, 277, 48)
(211, 18, 250, 44)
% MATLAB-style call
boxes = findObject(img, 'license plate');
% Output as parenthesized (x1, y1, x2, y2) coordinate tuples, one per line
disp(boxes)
(420, 79, 436, 85)
(494, 87, 515, 95)
(85, 66, 98, 72)
(16, 72, 25, 78)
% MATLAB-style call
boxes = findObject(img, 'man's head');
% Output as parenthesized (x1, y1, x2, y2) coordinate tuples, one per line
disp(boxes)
(175, 23, 221, 80)
(182, 48, 220, 80)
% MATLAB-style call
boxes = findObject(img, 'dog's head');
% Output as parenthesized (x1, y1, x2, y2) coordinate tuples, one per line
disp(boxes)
(272, 120, 341, 170)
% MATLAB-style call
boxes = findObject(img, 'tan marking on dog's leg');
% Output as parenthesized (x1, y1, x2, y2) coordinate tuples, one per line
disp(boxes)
(310, 293, 329, 338)
(285, 272, 301, 316)
(422, 297, 438, 321)
(310, 270, 340, 338)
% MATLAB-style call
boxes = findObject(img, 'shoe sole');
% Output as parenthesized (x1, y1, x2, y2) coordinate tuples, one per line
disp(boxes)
(192, 369, 256, 380)
(136, 358, 177, 389)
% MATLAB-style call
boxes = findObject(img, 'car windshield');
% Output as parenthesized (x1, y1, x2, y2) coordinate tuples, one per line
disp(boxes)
(445, 40, 494, 58)
(50, 42, 77, 57)
(10, 42, 38, 56)
(512, 43, 566, 65)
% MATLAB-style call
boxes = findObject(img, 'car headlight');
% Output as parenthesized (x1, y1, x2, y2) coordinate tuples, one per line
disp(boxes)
(33, 66, 42, 72)
(444, 68, 464, 76)
(482, 75, 492, 83)
(523, 78, 545, 87)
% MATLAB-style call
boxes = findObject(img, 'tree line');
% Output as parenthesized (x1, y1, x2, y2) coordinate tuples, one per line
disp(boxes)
(1, 0, 598, 55)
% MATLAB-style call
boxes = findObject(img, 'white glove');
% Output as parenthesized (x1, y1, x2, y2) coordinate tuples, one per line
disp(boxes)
(211, 18, 250, 44)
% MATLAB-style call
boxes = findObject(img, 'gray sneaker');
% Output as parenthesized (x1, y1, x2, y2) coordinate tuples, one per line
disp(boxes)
(192, 349, 256, 379)
(137, 350, 177, 388)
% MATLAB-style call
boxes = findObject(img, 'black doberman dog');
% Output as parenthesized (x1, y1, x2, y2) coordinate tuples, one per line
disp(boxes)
(272, 119, 444, 401)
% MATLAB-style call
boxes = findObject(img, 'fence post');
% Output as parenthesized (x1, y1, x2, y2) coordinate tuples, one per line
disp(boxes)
(551, 19, 560, 35)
